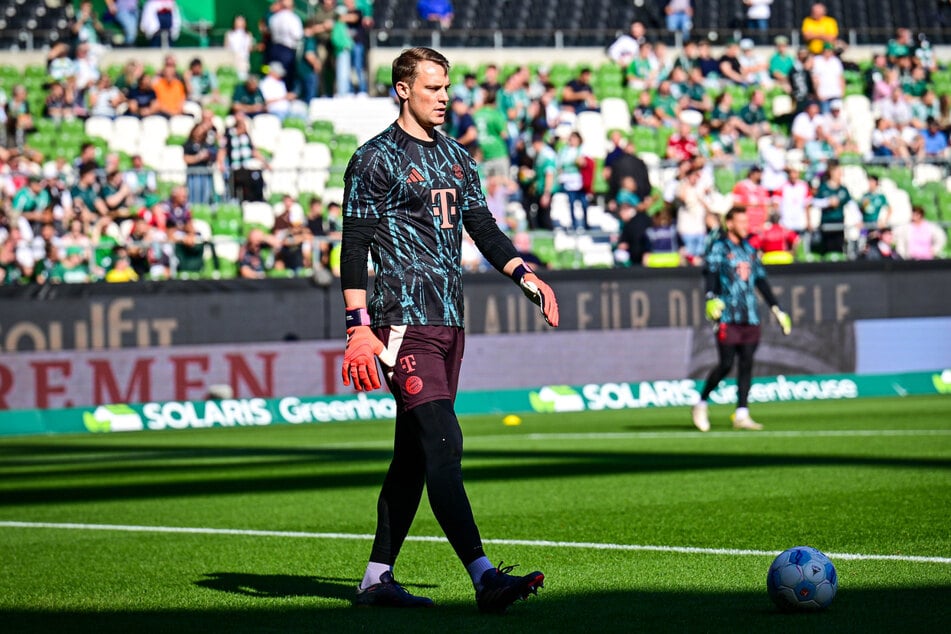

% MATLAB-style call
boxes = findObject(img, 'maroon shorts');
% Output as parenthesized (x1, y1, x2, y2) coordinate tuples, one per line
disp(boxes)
(374, 325, 465, 413)
(716, 322, 761, 345)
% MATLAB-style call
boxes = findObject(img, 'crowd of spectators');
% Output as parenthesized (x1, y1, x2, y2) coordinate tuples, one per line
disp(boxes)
(0, 1, 949, 286)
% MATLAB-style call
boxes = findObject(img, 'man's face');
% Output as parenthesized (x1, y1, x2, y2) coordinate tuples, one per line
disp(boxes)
(728, 212, 750, 239)
(399, 60, 450, 129)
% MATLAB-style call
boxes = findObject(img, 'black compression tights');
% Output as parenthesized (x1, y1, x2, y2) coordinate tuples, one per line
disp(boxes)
(700, 342, 758, 408)
(368, 399, 485, 567)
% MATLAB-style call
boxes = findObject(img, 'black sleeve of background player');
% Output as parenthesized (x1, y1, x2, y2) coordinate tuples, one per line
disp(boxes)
(464, 209, 520, 273)
(340, 216, 378, 291)
(755, 276, 780, 309)
(703, 268, 719, 296)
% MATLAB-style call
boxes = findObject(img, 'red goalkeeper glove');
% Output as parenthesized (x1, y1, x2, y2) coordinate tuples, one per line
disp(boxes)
(341, 308, 396, 391)
(513, 264, 559, 328)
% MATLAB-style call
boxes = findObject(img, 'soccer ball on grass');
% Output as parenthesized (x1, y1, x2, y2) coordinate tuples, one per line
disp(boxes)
(766, 546, 838, 611)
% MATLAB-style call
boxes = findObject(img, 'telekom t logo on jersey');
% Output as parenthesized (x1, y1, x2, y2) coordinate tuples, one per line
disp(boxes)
(430, 188, 458, 228)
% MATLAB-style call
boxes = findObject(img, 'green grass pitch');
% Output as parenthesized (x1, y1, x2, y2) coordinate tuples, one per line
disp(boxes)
(1, 395, 949, 632)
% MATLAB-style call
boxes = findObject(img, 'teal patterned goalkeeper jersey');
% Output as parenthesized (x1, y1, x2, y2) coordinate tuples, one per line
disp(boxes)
(705, 235, 768, 326)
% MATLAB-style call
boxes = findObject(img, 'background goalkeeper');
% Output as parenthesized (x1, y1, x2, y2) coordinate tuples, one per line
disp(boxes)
(692, 207, 792, 432)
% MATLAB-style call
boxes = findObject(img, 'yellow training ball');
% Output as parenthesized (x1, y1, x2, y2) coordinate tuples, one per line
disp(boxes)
(503, 415, 522, 426)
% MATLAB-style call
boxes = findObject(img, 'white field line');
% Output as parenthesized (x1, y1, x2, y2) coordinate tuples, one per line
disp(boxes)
(521, 429, 951, 441)
(1, 521, 949, 565)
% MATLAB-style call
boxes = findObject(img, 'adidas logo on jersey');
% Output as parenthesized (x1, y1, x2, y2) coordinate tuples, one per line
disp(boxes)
(406, 168, 425, 183)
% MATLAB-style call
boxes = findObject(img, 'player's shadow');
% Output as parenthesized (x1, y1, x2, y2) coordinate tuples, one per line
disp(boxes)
(194, 572, 355, 600)
(194, 572, 437, 601)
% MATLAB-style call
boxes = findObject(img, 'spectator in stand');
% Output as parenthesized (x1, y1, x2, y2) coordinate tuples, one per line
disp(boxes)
(561, 67, 599, 113)
(182, 120, 221, 205)
(271, 194, 311, 272)
(141, 0, 182, 47)
(859, 173, 891, 245)
(472, 90, 509, 177)
(71, 161, 108, 226)
(298, 18, 323, 102)
(126, 73, 159, 118)
(338, 0, 371, 95)
(100, 169, 136, 221)
(759, 135, 788, 195)
(652, 80, 681, 128)
(309, 0, 338, 98)
(123, 154, 158, 209)
(737, 89, 772, 140)
(886, 28, 916, 66)
(675, 166, 711, 261)
(790, 99, 823, 149)
(524, 133, 556, 230)
(813, 163, 851, 256)
(260, 62, 305, 121)
(417, 0, 454, 29)
(5, 85, 34, 149)
(665, 0, 693, 42)
(738, 38, 770, 87)
(480, 64, 501, 96)
(224, 112, 268, 202)
(0, 225, 35, 284)
(105, 0, 141, 47)
(778, 163, 812, 238)
(861, 226, 901, 261)
(103, 245, 139, 282)
(605, 138, 652, 215)
(268, 0, 304, 93)
(709, 91, 736, 133)
(607, 20, 646, 69)
(614, 200, 651, 266)
(185, 58, 222, 107)
(71, 1, 107, 51)
(811, 42, 845, 112)
(749, 210, 799, 258)
(632, 90, 662, 128)
(895, 206, 947, 260)
(625, 42, 658, 91)
(732, 165, 772, 238)
(231, 75, 267, 117)
(225, 15, 255, 81)
(919, 117, 950, 158)
(556, 131, 589, 231)
(159, 185, 192, 233)
(72, 43, 100, 100)
(823, 99, 857, 154)
(645, 207, 682, 263)
(804, 126, 836, 183)
(153, 62, 187, 118)
(125, 216, 169, 280)
(87, 74, 125, 119)
(682, 66, 712, 113)
(453, 73, 484, 109)
(863, 53, 888, 100)
(768, 36, 795, 92)
(801, 2, 838, 55)
(718, 40, 747, 86)
(871, 116, 910, 159)
(744, 0, 773, 44)
(446, 97, 479, 155)
(667, 120, 699, 161)
(238, 227, 275, 278)
(696, 40, 720, 86)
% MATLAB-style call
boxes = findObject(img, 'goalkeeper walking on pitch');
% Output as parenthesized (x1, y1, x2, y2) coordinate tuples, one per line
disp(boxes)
(692, 207, 792, 432)
(339, 47, 559, 612)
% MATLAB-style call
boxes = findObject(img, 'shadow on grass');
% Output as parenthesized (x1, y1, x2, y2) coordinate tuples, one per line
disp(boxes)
(1, 437, 949, 507)
(2, 585, 948, 633)
(192, 572, 438, 601)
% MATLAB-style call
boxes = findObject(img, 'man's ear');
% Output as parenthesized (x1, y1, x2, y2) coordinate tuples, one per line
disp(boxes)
(394, 80, 411, 101)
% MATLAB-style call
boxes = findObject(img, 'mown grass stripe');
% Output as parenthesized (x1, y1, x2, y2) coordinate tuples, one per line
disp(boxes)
(3, 521, 949, 565)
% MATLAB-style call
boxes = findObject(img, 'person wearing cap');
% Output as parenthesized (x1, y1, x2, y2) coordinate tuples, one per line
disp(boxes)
(768, 35, 794, 92)
(810, 40, 844, 113)
(260, 61, 303, 120)
(801, 2, 838, 56)
(738, 38, 770, 87)
(744, 0, 773, 44)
